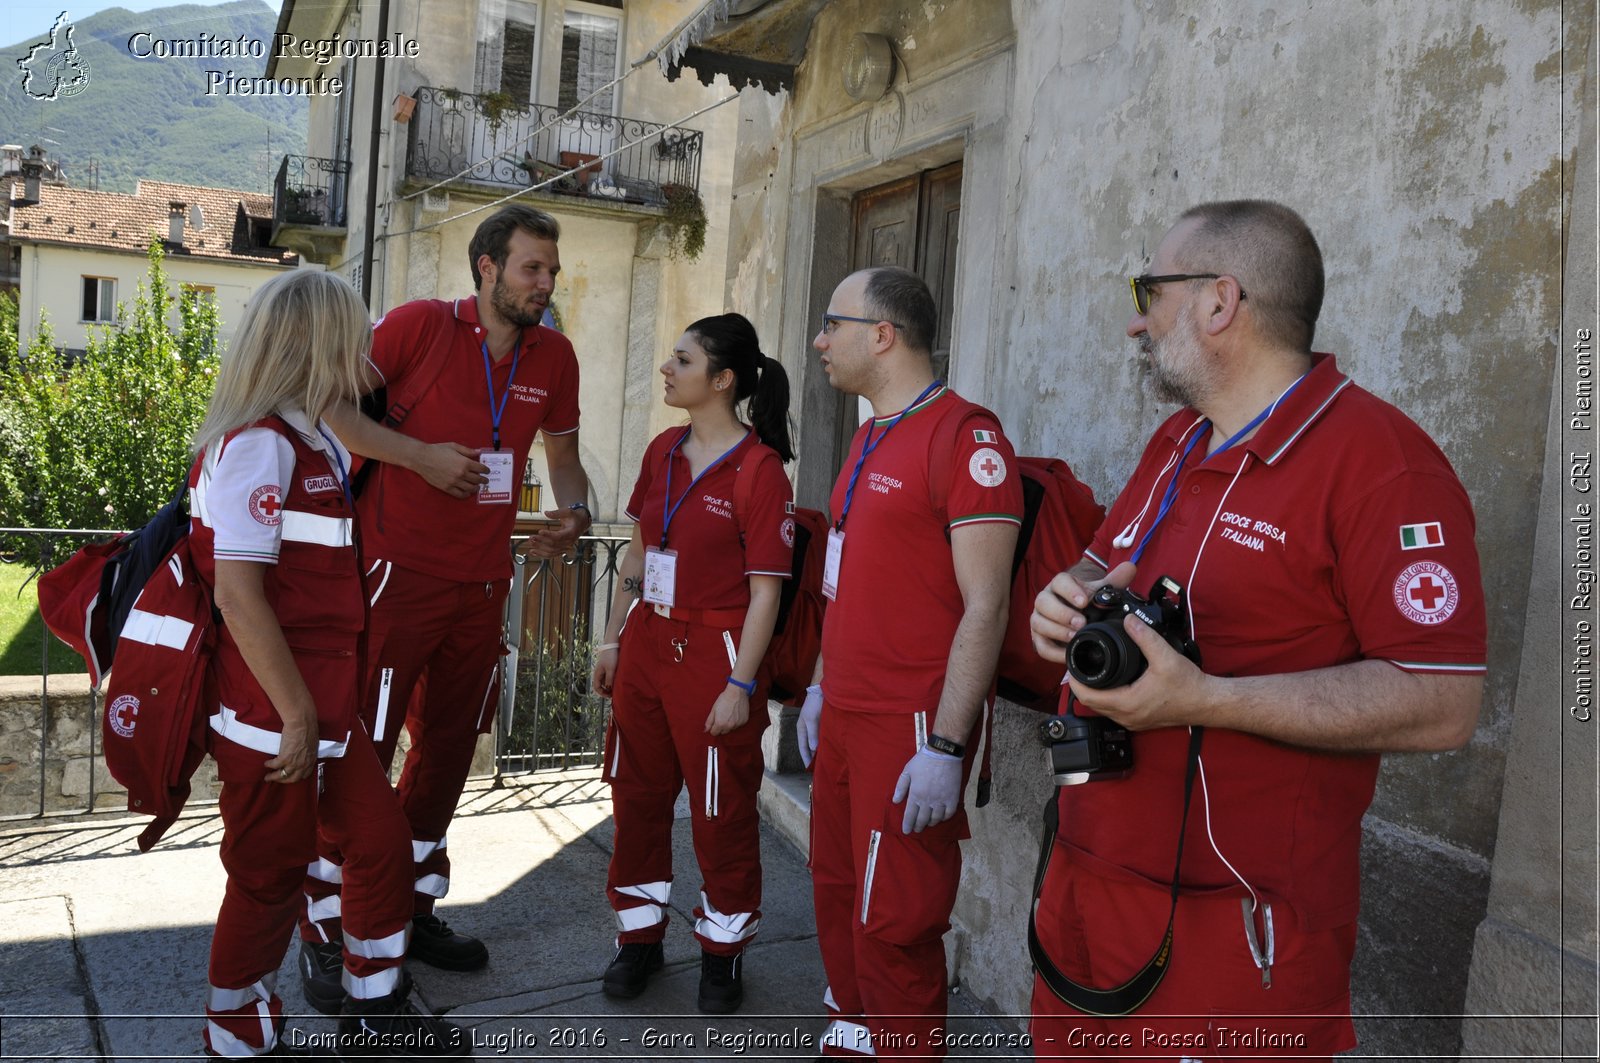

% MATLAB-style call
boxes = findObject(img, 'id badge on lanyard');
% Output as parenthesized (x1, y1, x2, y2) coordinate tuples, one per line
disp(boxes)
(478, 451, 514, 504)
(478, 337, 521, 504)
(821, 527, 844, 601)
(643, 546, 678, 607)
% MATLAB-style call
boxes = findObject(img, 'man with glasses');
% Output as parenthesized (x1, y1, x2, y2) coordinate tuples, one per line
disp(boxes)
(1029, 201, 1486, 1057)
(803, 266, 1022, 1058)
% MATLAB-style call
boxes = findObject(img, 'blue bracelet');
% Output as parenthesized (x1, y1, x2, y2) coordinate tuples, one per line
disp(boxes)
(727, 676, 757, 695)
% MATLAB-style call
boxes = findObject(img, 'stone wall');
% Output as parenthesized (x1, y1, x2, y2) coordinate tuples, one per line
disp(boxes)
(0, 674, 221, 819)
(0, 675, 494, 821)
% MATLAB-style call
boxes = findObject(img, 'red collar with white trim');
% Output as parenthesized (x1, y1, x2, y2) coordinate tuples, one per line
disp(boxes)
(1158, 353, 1352, 466)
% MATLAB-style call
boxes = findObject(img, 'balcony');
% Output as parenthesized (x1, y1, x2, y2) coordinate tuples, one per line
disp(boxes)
(271, 154, 349, 263)
(404, 86, 703, 210)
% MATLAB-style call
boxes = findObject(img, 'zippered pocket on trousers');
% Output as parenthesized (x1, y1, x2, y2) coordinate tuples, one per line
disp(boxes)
(860, 829, 882, 924)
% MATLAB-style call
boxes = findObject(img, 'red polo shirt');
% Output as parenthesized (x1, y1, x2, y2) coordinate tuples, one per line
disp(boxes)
(1066, 353, 1486, 930)
(625, 427, 794, 611)
(361, 297, 580, 582)
(821, 387, 1024, 714)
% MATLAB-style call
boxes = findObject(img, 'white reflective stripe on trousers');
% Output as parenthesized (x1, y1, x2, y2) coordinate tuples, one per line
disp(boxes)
(306, 893, 342, 923)
(206, 1019, 274, 1059)
(343, 964, 402, 1001)
(345, 925, 408, 960)
(821, 1019, 876, 1055)
(413, 836, 447, 863)
(617, 903, 666, 931)
(306, 857, 343, 884)
(695, 889, 758, 944)
(415, 873, 449, 898)
(206, 974, 275, 1012)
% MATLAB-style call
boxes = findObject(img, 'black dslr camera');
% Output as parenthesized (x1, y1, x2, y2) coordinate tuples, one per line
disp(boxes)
(1039, 575, 1202, 786)
(1066, 575, 1200, 689)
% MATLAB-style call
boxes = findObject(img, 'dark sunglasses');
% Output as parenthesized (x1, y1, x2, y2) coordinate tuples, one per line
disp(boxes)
(1128, 273, 1247, 315)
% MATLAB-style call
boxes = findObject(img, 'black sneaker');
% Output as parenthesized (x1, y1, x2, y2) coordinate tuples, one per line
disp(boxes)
(298, 939, 346, 1017)
(337, 972, 469, 1059)
(600, 940, 663, 999)
(697, 949, 744, 1014)
(408, 914, 488, 972)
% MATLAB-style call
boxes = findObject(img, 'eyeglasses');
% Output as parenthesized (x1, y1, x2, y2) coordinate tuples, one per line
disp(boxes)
(1128, 273, 1247, 315)
(820, 313, 903, 336)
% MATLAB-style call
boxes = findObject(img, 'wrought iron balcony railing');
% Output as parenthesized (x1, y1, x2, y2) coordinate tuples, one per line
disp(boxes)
(405, 86, 703, 207)
(273, 154, 349, 229)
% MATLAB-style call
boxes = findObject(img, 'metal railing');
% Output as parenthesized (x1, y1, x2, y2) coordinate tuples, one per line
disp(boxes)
(1, 528, 117, 822)
(273, 154, 350, 228)
(1, 527, 630, 823)
(405, 86, 703, 207)
(497, 535, 629, 776)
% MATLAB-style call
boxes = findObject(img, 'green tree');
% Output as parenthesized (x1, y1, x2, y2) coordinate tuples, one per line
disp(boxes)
(0, 240, 220, 561)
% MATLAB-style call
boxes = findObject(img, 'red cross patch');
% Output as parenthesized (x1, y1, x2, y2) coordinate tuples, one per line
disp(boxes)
(968, 447, 1007, 487)
(1393, 561, 1460, 625)
(780, 517, 796, 548)
(108, 694, 140, 739)
(249, 484, 284, 526)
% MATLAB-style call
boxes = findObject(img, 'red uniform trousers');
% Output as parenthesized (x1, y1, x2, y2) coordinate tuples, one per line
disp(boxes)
(206, 727, 412, 1058)
(301, 561, 507, 943)
(603, 605, 768, 955)
(1029, 850, 1357, 1062)
(811, 703, 976, 1060)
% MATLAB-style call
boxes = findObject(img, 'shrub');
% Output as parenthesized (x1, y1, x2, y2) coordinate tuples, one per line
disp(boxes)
(0, 240, 220, 564)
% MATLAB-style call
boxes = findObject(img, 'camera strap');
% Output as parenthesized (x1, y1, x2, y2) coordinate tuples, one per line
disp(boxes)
(1028, 725, 1205, 1016)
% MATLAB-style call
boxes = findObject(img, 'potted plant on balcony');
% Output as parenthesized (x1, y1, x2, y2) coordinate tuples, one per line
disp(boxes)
(281, 187, 324, 225)
(659, 182, 707, 262)
(480, 90, 518, 136)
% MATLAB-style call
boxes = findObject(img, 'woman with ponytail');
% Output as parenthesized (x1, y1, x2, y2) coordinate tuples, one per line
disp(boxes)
(592, 313, 794, 1013)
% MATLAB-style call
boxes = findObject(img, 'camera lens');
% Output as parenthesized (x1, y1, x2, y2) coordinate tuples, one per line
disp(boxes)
(1067, 623, 1146, 689)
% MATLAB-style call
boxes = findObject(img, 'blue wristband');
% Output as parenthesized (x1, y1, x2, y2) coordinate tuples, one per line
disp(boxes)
(727, 676, 757, 695)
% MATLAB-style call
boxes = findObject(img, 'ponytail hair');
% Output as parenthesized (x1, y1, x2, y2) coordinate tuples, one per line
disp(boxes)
(687, 312, 794, 462)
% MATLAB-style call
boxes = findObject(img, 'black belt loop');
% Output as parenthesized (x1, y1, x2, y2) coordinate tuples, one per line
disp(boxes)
(1028, 726, 1205, 1016)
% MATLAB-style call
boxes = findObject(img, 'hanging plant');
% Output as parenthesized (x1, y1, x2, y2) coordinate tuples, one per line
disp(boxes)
(480, 90, 517, 135)
(659, 183, 707, 262)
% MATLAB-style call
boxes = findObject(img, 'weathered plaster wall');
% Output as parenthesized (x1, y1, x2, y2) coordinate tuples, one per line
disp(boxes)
(726, 0, 1583, 1052)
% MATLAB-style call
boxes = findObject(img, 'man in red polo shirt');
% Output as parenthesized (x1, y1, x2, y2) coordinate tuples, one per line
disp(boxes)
(1029, 200, 1485, 1059)
(803, 266, 1022, 1058)
(298, 205, 593, 1010)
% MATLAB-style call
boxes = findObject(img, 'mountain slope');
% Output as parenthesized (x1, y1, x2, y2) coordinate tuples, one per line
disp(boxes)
(3, 1, 309, 194)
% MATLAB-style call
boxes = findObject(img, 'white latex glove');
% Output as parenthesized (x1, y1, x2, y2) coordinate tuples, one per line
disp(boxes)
(798, 684, 824, 768)
(891, 746, 963, 834)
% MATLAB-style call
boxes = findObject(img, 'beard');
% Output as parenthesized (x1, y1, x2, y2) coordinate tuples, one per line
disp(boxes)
(490, 275, 545, 329)
(1139, 303, 1206, 407)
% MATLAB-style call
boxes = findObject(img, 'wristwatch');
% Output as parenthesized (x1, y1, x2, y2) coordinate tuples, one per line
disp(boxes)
(926, 733, 965, 758)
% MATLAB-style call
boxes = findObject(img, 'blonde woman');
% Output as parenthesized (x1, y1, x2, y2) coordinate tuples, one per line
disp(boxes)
(187, 270, 466, 1059)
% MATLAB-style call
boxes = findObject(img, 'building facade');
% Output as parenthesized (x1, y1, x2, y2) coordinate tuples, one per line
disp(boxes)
(6, 177, 297, 355)
(267, 0, 746, 522)
(654, 1, 1595, 1058)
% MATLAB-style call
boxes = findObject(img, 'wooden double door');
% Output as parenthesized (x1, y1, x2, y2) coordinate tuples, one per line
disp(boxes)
(834, 162, 964, 476)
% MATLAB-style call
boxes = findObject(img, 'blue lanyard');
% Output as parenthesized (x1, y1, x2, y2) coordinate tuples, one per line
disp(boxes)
(1129, 374, 1308, 565)
(480, 337, 522, 451)
(835, 380, 944, 531)
(660, 426, 750, 548)
(315, 425, 354, 513)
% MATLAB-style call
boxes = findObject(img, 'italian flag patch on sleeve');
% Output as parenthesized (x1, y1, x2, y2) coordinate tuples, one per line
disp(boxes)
(1399, 522, 1444, 550)
(972, 429, 997, 443)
